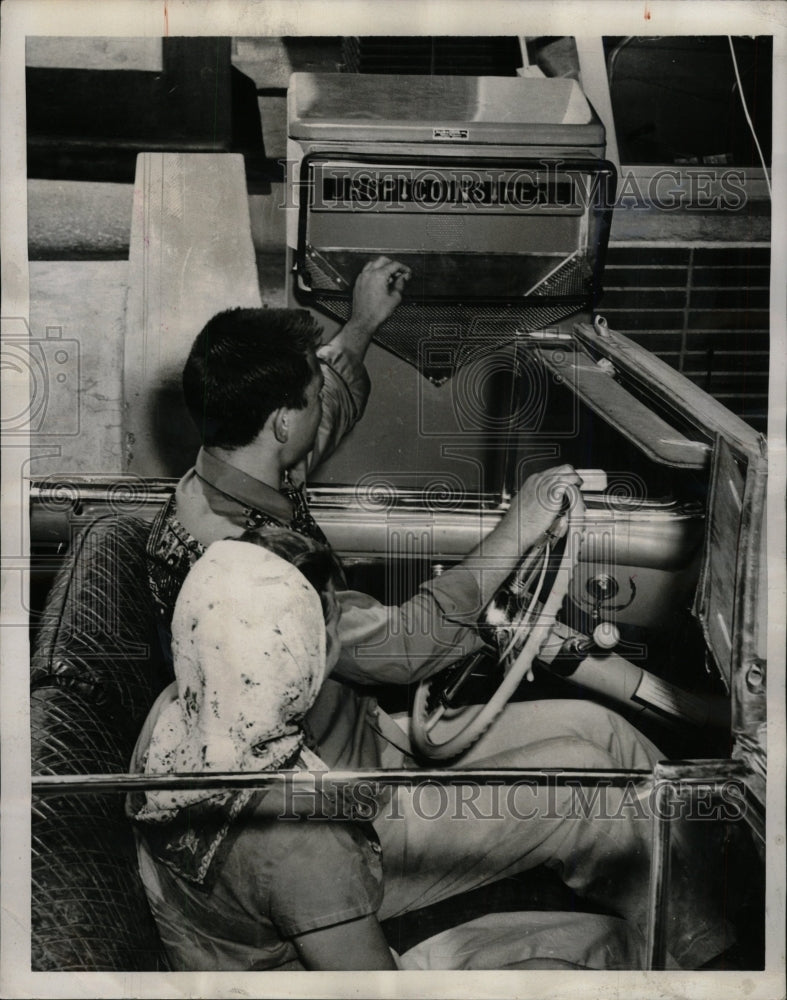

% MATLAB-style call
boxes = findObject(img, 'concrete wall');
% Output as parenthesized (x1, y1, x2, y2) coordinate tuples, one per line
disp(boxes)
(27, 261, 128, 477)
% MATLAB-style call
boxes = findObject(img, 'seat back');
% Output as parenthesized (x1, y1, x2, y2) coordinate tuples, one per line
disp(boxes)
(31, 514, 173, 971)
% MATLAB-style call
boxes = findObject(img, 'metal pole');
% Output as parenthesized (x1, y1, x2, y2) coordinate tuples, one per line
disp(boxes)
(645, 775, 673, 970)
(31, 766, 653, 796)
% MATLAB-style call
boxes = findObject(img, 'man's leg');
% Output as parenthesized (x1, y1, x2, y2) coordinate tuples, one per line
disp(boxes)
(374, 699, 731, 968)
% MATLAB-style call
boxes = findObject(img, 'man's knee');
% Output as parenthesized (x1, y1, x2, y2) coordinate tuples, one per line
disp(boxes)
(558, 699, 624, 732)
(503, 698, 624, 738)
(548, 699, 660, 768)
(503, 698, 656, 766)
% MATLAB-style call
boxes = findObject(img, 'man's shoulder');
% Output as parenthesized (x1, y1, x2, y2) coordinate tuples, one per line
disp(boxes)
(149, 492, 206, 560)
(146, 494, 207, 625)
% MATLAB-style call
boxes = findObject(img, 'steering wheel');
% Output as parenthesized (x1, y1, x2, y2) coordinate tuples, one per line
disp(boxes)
(410, 493, 586, 761)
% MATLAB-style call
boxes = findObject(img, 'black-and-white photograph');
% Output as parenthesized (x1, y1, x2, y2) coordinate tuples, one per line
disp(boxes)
(1, 3, 785, 998)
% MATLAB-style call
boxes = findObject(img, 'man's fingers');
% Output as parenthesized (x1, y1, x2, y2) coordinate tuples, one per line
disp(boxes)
(357, 258, 411, 307)
(389, 270, 411, 293)
(548, 465, 583, 490)
(369, 258, 411, 282)
(530, 467, 584, 515)
(549, 463, 580, 480)
(349, 257, 410, 332)
(363, 255, 394, 271)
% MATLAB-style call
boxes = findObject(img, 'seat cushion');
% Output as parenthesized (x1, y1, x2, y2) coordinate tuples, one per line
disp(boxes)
(30, 514, 175, 971)
(31, 685, 168, 971)
(31, 513, 173, 744)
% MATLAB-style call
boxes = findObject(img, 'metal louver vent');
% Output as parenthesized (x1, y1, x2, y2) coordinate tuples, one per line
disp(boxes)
(342, 37, 523, 76)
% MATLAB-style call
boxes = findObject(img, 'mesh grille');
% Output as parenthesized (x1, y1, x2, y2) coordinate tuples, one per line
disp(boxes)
(527, 254, 590, 297)
(311, 296, 585, 383)
(305, 251, 591, 383)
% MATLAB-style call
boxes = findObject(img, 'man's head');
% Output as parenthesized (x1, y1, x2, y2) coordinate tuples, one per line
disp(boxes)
(182, 307, 323, 452)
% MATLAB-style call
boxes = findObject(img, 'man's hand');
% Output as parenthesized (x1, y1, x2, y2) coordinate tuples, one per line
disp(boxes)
(350, 256, 411, 334)
(330, 257, 411, 362)
(459, 465, 583, 608)
(508, 465, 583, 552)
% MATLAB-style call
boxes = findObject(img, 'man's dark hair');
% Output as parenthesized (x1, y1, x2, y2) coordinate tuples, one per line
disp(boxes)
(182, 308, 322, 449)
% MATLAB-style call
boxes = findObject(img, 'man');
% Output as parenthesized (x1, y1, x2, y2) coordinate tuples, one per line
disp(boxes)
(144, 256, 729, 969)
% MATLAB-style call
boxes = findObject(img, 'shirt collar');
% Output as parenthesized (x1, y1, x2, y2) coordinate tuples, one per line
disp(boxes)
(195, 448, 293, 522)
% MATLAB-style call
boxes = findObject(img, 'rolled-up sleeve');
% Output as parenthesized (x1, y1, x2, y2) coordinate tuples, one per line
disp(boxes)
(333, 565, 486, 686)
(307, 343, 371, 473)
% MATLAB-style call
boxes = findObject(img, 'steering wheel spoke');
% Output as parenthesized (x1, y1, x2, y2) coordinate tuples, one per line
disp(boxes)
(421, 703, 446, 733)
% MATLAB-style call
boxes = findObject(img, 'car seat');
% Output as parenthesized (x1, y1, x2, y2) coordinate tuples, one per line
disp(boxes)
(30, 513, 172, 971)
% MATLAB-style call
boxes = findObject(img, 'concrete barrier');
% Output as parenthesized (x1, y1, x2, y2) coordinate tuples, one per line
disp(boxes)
(123, 152, 261, 476)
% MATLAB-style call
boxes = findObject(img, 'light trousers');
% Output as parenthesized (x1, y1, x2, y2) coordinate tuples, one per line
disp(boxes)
(375, 699, 732, 969)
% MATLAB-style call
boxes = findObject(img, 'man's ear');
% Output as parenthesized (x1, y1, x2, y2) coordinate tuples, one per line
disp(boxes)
(272, 407, 289, 444)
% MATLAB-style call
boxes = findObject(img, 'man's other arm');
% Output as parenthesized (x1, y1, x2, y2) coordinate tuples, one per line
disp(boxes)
(332, 466, 582, 686)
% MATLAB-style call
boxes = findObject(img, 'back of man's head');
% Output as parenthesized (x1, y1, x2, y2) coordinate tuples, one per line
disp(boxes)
(183, 307, 322, 449)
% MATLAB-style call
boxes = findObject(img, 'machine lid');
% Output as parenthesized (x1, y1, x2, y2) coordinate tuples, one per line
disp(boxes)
(288, 73, 605, 147)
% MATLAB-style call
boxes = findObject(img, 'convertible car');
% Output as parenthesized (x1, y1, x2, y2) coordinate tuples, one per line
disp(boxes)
(24, 63, 769, 974)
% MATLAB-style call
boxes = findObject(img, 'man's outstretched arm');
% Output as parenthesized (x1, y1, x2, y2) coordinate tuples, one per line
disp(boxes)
(307, 256, 411, 474)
